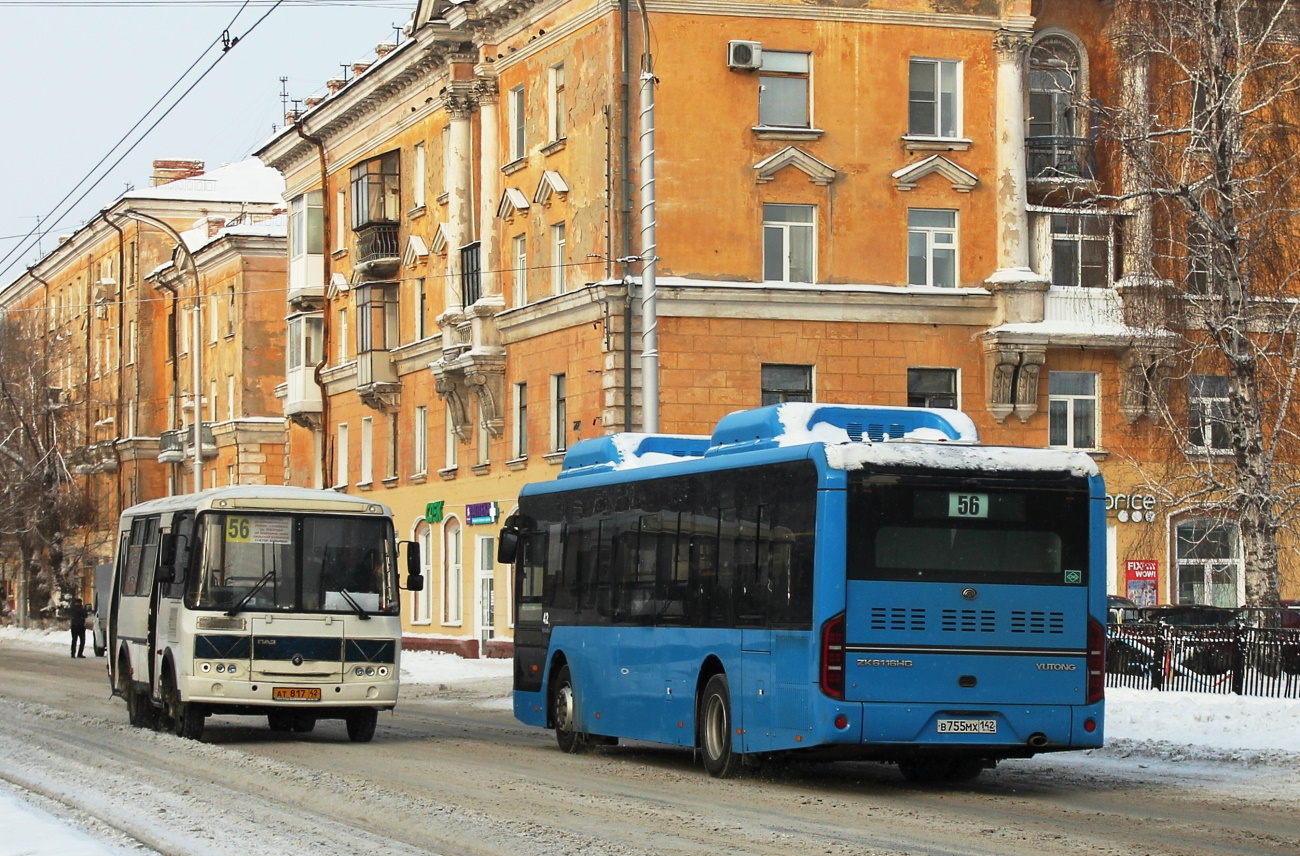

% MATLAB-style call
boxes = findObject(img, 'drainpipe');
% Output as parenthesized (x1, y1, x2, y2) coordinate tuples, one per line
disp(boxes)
(295, 121, 332, 486)
(620, 0, 634, 432)
(100, 213, 127, 517)
(636, 0, 659, 433)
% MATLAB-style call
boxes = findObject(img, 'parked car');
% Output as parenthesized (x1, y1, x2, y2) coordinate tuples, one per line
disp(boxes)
(1135, 604, 1241, 627)
(1107, 594, 1140, 624)
(91, 562, 111, 657)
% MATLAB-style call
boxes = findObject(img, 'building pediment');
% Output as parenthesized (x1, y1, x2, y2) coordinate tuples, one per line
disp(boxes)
(533, 170, 569, 205)
(403, 235, 429, 266)
(753, 146, 836, 186)
(497, 187, 531, 220)
(892, 155, 979, 192)
(431, 222, 451, 255)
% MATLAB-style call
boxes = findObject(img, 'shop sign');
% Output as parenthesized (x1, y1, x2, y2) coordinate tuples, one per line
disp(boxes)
(1125, 559, 1158, 606)
(467, 501, 498, 525)
(1107, 493, 1157, 524)
(424, 501, 444, 524)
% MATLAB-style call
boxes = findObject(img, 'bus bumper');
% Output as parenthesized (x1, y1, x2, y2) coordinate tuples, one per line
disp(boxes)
(181, 674, 399, 709)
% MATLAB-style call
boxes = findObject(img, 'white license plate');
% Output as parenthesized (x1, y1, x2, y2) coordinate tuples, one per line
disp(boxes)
(937, 718, 997, 734)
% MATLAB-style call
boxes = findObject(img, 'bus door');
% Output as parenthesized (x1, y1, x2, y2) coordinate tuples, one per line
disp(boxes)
(733, 508, 773, 752)
(509, 523, 551, 720)
(151, 513, 193, 698)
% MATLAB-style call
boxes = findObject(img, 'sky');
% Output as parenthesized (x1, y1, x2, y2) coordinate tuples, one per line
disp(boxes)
(1, 623, 1299, 854)
(0, 0, 417, 286)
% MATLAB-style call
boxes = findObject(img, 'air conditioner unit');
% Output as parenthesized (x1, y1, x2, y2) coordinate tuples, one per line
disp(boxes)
(727, 40, 762, 71)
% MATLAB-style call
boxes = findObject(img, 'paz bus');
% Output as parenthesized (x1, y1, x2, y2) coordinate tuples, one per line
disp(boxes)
(106, 486, 421, 742)
(498, 403, 1106, 781)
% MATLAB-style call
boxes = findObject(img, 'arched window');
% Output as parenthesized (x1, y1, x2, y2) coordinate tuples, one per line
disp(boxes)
(411, 520, 432, 624)
(1028, 34, 1087, 179)
(442, 517, 463, 624)
(1175, 519, 1241, 607)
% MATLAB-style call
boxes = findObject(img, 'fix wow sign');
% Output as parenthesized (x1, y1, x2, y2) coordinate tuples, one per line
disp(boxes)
(1125, 559, 1158, 606)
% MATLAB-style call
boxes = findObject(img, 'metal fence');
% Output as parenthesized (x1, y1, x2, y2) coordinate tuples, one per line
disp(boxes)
(1107, 624, 1300, 699)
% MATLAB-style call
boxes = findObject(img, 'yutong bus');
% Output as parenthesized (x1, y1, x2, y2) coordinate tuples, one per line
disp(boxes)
(499, 404, 1106, 781)
(107, 486, 421, 742)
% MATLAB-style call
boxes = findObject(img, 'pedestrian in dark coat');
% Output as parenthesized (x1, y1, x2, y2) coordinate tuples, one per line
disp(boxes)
(69, 597, 88, 658)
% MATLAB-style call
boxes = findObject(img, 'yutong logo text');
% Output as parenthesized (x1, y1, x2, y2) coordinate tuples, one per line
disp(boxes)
(1035, 663, 1077, 671)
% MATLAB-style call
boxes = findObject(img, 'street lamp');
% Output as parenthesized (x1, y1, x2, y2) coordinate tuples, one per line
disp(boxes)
(114, 210, 203, 494)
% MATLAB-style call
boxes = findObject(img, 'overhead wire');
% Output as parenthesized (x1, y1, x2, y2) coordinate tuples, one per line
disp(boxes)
(0, 1, 286, 283)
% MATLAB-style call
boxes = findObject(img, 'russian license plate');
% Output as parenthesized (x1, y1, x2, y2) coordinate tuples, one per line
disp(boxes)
(272, 687, 321, 701)
(937, 718, 997, 734)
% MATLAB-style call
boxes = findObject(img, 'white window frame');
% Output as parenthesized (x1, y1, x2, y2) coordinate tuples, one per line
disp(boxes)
(758, 50, 811, 129)
(337, 307, 349, 363)
(443, 517, 463, 625)
(411, 521, 433, 625)
(475, 534, 497, 649)
(509, 85, 526, 162)
(1048, 371, 1098, 449)
(1048, 211, 1114, 288)
(1175, 519, 1243, 607)
(512, 234, 528, 306)
(477, 400, 490, 466)
(551, 222, 567, 295)
(907, 367, 958, 409)
(360, 416, 374, 485)
(1189, 374, 1232, 453)
(907, 209, 958, 288)
(413, 142, 427, 209)
(386, 413, 399, 481)
(762, 203, 816, 284)
(513, 381, 528, 460)
(548, 63, 566, 142)
(335, 422, 349, 488)
(907, 58, 962, 139)
(445, 402, 459, 471)
(335, 188, 347, 247)
(413, 405, 428, 476)
(551, 373, 568, 453)
(227, 375, 235, 421)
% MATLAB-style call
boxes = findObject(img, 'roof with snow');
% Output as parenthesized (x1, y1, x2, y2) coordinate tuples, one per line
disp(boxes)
(123, 158, 284, 205)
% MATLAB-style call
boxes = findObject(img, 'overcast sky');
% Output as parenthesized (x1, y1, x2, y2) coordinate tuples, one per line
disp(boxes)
(0, 0, 414, 284)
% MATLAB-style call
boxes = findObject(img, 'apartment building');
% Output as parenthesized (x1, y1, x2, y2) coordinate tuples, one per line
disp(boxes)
(255, 0, 1297, 654)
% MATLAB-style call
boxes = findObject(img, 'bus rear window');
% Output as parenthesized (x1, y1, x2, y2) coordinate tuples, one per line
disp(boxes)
(847, 480, 1088, 585)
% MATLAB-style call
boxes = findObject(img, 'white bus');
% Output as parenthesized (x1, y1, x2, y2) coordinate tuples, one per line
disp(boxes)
(106, 486, 422, 742)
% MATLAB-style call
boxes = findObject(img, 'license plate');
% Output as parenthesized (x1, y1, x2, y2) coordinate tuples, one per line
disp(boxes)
(272, 687, 321, 701)
(937, 718, 997, 734)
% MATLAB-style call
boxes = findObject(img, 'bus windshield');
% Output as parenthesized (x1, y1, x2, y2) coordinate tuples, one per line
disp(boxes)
(185, 512, 397, 614)
(846, 475, 1089, 585)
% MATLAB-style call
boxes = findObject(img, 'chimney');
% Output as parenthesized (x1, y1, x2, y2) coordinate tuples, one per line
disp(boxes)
(304, 96, 324, 108)
(152, 159, 205, 187)
(194, 216, 227, 238)
(285, 109, 303, 124)
(326, 78, 346, 94)
(352, 61, 371, 77)
(375, 42, 396, 58)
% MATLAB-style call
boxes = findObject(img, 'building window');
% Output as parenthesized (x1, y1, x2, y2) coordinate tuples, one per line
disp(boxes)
(1176, 520, 1241, 607)
(387, 413, 399, 480)
(1048, 371, 1097, 449)
(445, 402, 459, 470)
(337, 307, 349, 362)
(477, 401, 490, 466)
(290, 191, 324, 258)
(513, 382, 528, 460)
(414, 277, 428, 340)
(360, 416, 374, 484)
(413, 142, 427, 209)
(1028, 37, 1085, 179)
(907, 209, 957, 287)
(443, 517, 463, 624)
(356, 283, 399, 354)
(335, 422, 349, 487)
(549, 63, 566, 142)
(762, 203, 815, 284)
(512, 234, 528, 306)
(761, 364, 812, 405)
(227, 375, 235, 421)
(412, 521, 432, 624)
(1189, 374, 1231, 452)
(461, 242, 481, 307)
(759, 50, 810, 129)
(1050, 213, 1112, 288)
(552, 373, 567, 453)
(413, 405, 428, 475)
(350, 151, 401, 227)
(127, 320, 136, 365)
(1186, 222, 1214, 295)
(907, 368, 957, 408)
(908, 58, 961, 138)
(335, 189, 347, 246)
(551, 222, 567, 294)
(288, 314, 323, 372)
(509, 85, 526, 162)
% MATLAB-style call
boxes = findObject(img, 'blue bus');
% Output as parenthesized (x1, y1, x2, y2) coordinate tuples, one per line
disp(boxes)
(498, 404, 1106, 781)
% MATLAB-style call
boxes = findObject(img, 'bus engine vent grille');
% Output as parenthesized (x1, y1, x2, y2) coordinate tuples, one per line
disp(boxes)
(870, 606, 926, 631)
(1009, 610, 1066, 634)
(849, 421, 910, 442)
(941, 608, 997, 632)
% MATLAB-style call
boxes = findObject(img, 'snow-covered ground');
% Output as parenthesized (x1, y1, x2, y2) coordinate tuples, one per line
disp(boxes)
(2, 624, 1298, 855)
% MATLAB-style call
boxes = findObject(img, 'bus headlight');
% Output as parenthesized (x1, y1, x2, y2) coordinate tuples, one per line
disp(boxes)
(200, 662, 212, 673)
(355, 667, 366, 676)
(226, 664, 238, 675)
(215, 664, 225, 673)
(378, 666, 389, 677)
(365, 666, 376, 677)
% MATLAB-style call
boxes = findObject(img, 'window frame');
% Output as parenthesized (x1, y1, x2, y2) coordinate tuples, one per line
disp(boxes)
(513, 381, 529, 460)
(908, 58, 962, 139)
(1048, 211, 1115, 289)
(1175, 519, 1242, 607)
(762, 203, 816, 284)
(907, 367, 958, 409)
(1188, 374, 1232, 453)
(509, 85, 526, 162)
(551, 373, 568, 453)
(349, 151, 401, 228)
(1048, 371, 1098, 449)
(907, 208, 958, 288)
(761, 363, 813, 405)
(758, 50, 811, 130)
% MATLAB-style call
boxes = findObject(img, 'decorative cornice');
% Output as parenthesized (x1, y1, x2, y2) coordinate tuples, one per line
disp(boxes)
(753, 146, 836, 186)
(892, 155, 979, 193)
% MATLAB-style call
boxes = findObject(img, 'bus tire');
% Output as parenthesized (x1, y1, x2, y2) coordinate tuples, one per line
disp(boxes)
(268, 711, 293, 732)
(346, 709, 378, 743)
(552, 664, 586, 754)
(700, 674, 741, 778)
(163, 668, 204, 740)
(120, 657, 155, 729)
(291, 715, 316, 733)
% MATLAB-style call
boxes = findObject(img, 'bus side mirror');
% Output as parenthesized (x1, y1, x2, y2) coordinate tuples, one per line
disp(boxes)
(402, 540, 424, 592)
(498, 521, 520, 565)
(155, 534, 177, 584)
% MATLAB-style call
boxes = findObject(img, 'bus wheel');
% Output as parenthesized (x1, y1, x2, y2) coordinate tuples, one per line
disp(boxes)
(700, 674, 741, 778)
(552, 664, 586, 754)
(121, 660, 155, 729)
(290, 715, 316, 733)
(346, 709, 378, 743)
(268, 712, 293, 732)
(164, 670, 204, 740)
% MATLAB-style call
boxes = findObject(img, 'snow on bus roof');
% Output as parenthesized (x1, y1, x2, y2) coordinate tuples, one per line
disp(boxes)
(773, 402, 980, 446)
(827, 442, 1100, 478)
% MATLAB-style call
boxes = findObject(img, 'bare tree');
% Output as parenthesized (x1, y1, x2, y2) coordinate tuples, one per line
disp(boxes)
(1101, 0, 1300, 607)
(0, 314, 101, 626)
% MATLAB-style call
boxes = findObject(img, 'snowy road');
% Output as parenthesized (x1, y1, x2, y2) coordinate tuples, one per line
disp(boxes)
(0, 632, 1297, 856)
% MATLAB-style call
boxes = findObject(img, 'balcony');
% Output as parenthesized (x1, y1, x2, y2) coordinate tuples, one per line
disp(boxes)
(183, 423, 219, 461)
(1026, 136, 1096, 184)
(283, 366, 322, 428)
(288, 253, 325, 311)
(354, 223, 400, 279)
(158, 429, 185, 463)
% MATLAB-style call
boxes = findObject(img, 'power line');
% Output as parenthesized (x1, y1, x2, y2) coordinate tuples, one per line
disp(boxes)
(0, 1, 291, 283)
(0, 1, 408, 7)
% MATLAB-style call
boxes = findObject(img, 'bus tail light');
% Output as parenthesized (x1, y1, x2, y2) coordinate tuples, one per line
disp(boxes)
(1086, 616, 1105, 705)
(820, 613, 846, 700)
